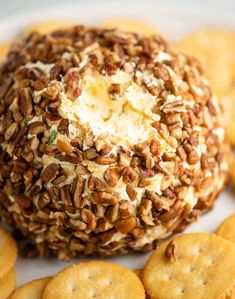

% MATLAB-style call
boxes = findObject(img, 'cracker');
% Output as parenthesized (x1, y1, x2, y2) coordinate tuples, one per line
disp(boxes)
(42, 261, 145, 299)
(216, 214, 235, 244)
(142, 233, 235, 299)
(0, 227, 17, 278)
(133, 268, 143, 279)
(98, 18, 160, 36)
(0, 42, 11, 62)
(23, 21, 74, 35)
(9, 277, 51, 299)
(0, 269, 16, 299)
(177, 29, 235, 98)
(231, 159, 235, 185)
(221, 87, 235, 146)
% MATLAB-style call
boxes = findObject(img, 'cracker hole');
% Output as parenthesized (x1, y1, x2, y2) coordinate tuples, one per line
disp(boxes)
(201, 280, 207, 286)
(193, 246, 202, 255)
(167, 275, 173, 281)
(84, 272, 92, 279)
(190, 266, 195, 272)
(207, 259, 215, 266)
(180, 288, 186, 294)
(103, 279, 113, 286)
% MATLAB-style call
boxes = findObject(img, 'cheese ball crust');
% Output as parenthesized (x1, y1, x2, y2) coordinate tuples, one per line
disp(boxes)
(0, 26, 229, 260)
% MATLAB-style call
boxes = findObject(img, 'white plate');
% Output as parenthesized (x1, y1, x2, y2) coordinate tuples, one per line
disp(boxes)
(0, 0, 234, 287)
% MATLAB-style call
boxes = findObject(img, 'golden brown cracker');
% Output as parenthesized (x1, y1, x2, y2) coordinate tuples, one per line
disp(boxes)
(9, 277, 51, 299)
(216, 214, 235, 244)
(98, 18, 160, 36)
(0, 227, 17, 278)
(133, 268, 143, 279)
(23, 21, 74, 35)
(221, 87, 235, 145)
(0, 269, 16, 299)
(0, 42, 11, 62)
(42, 261, 145, 299)
(143, 233, 235, 299)
(177, 28, 235, 98)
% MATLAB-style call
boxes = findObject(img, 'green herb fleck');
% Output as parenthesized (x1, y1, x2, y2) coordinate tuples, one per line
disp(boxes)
(24, 119, 29, 126)
(48, 129, 58, 145)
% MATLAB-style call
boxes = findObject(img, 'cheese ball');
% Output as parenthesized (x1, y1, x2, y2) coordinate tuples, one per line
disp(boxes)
(0, 26, 229, 260)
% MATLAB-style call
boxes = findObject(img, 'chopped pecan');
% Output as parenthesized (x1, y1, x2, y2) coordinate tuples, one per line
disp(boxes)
(154, 63, 170, 81)
(122, 166, 138, 184)
(50, 65, 63, 80)
(200, 176, 213, 190)
(27, 136, 39, 151)
(150, 139, 161, 156)
(105, 205, 119, 222)
(95, 155, 116, 165)
(165, 240, 176, 262)
(44, 112, 62, 126)
(104, 166, 121, 187)
(139, 197, 152, 216)
(189, 131, 199, 147)
(176, 146, 187, 161)
(159, 201, 182, 222)
(152, 122, 168, 138)
(43, 84, 61, 101)
(81, 209, 96, 231)
(109, 83, 121, 100)
(126, 184, 138, 200)
(29, 179, 42, 196)
(83, 148, 97, 160)
(68, 218, 87, 230)
(187, 149, 199, 165)
(72, 176, 85, 208)
(131, 227, 145, 240)
(207, 100, 217, 116)
(2, 110, 13, 130)
(70, 239, 85, 252)
(114, 216, 136, 233)
(92, 191, 118, 205)
(88, 176, 104, 191)
(64, 71, 81, 101)
(4, 122, 19, 141)
(34, 77, 50, 91)
(57, 137, 73, 155)
(13, 159, 27, 173)
(119, 201, 134, 218)
(169, 123, 182, 139)
(42, 163, 59, 183)
(59, 186, 73, 205)
(18, 87, 33, 117)
(52, 175, 67, 185)
(15, 194, 31, 208)
(100, 144, 112, 156)
(38, 192, 51, 209)
(29, 121, 46, 135)
(200, 153, 209, 170)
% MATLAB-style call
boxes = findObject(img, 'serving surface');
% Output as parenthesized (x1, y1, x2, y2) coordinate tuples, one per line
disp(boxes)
(0, 0, 234, 287)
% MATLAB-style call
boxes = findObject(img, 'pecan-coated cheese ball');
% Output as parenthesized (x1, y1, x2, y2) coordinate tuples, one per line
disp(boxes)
(0, 26, 229, 260)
